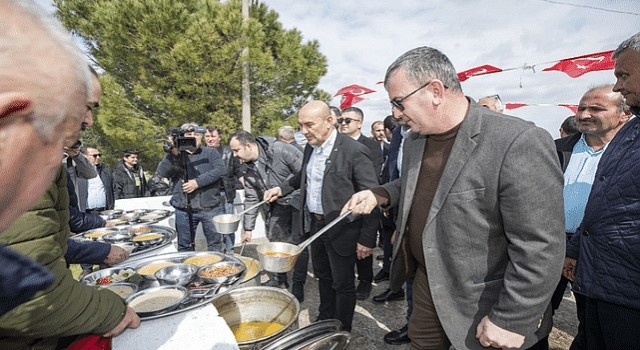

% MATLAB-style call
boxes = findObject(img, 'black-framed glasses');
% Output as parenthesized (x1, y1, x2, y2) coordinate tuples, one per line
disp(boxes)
(390, 80, 433, 111)
(91, 154, 102, 158)
(337, 117, 360, 124)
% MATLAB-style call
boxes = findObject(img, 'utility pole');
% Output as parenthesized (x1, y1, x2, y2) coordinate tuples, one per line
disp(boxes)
(241, 0, 251, 132)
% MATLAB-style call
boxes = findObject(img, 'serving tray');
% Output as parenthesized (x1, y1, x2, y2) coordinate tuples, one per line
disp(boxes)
(71, 224, 177, 257)
(82, 251, 246, 321)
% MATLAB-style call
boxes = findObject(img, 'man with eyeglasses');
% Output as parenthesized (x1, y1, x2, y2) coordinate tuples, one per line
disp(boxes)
(343, 46, 564, 350)
(78, 146, 115, 213)
(478, 94, 504, 113)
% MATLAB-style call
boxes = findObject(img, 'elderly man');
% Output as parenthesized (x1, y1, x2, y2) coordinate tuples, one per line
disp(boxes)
(478, 94, 504, 113)
(0, 0, 139, 346)
(553, 84, 630, 350)
(264, 101, 379, 332)
(158, 123, 227, 251)
(562, 31, 640, 349)
(344, 46, 564, 349)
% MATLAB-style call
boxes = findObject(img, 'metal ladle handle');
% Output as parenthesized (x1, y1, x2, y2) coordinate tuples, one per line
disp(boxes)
(297, 210, 352, 251)
(236, 199, 268, 216)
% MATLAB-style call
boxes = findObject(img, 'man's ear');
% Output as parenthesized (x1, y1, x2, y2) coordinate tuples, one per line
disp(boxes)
(0, 93, 32, 121)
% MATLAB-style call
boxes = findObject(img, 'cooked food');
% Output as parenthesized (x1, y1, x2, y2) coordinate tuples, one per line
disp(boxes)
(105, 219, 126, 226)
(200, 264, 242, 278)
(129, 225, 152, 234)
(265, 251, 293, 258)
(102, 284, 136, 298)
(85, 231, 110, 239)
(138, 261, 175, 276)
(133, 232, 164, 242)
(139, 213, 162, 221)
(93, 268, 136, 285)
(183, 254, 223, 267)
(214, 214, 240, 223)
(231, 321, 285, 342)
(128, 289, 184, 313)
(238, 257, 260, 283)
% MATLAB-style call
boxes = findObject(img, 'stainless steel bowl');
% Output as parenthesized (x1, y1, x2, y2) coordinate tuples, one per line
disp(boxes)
(80, 266, 141, 286)
(126, 285, 188, 317)
(212, 214, 240, 234)
(132, 232, 166, 247)
(136, 259, 177, 280)
(197, 261, 245, 284)
(99, 209, 123, 220)
(154, 263, 198, 286)
(100, 282, 139, 299)
(102, 230, 134, 244)
(121, 211, 141, 222)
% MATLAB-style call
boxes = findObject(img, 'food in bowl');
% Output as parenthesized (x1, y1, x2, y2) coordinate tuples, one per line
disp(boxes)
(264, 251, 293, 258)
(127, 287, 186, 314)
(101, 283, 138, 299)
(231, 321, 285, 342)
(183, 254, 223, 267)
(91, 268, 137, 286)
(200, 264, 243, 279)
(138, 261, 176, 277)
(128, 225, 152, 234)
(133, 232, 164, 242)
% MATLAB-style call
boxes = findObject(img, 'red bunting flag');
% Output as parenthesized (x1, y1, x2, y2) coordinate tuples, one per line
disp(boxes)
(505, 103, 529, 110)
(339, 93, 364, 110)
(457, 65, 503, 82)
(334, 84, 375, 97)
(542, 50, 615, 78)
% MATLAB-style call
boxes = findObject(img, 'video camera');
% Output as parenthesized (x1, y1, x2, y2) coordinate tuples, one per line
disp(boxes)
(164, 126, 206, 153)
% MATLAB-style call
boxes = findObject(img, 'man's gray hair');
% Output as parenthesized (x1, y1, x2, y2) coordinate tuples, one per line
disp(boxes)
(584, 83, 629, 113)
(0, 0, 91, 142)
(384, 46, 463, 93)
(278, 125, 296, 141)
(613, 32, 640, 59)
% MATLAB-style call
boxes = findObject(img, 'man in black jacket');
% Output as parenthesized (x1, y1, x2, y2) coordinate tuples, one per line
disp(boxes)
(113, 148, 148, 199)
(264, 100, 379, 332)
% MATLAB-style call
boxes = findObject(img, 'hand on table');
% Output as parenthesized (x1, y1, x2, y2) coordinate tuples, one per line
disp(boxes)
(103, 306, 140, 338)
(103, 245, 129, 266)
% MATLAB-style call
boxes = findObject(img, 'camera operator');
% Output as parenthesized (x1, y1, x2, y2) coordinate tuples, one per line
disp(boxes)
(157, 123, 227, 252)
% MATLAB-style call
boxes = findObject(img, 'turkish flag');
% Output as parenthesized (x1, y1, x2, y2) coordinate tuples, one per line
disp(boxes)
(334, 84, 375, 97)
(542, 50, 614, 78)
(340, 93, 364, 110)
(559, 104, 578, 114)
(505, 103, 528, 110)
(457, 65, 503, 82)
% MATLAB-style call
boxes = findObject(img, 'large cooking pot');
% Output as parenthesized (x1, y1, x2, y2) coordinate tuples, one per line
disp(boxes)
(212, 286, 300, 350)
(256, 210, 352, 273)
(212, 200, 267, 234)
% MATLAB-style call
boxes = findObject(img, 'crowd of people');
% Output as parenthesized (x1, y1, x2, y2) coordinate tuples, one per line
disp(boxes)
(1, 0, 639, 349)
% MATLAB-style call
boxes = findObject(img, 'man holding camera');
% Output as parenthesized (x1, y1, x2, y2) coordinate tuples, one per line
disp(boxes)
(157, 123, 227, 251)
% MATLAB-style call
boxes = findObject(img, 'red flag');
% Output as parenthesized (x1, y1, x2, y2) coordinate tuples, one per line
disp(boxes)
(457, 65, 503, 82)
(339, 93, 364, 110)
(505, 103, 528, 110)
(542, 50, 614, 78)
(334, 84, 375, 97)
(559, 104, 578, 114)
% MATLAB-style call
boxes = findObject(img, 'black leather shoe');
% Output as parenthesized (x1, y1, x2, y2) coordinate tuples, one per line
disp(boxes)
(373, 270, 389, 283)
(291, 282, 304, 302)
(356, 281, 372, 301)
(384, 324, 410, 345)
(372, 288, 404, 303)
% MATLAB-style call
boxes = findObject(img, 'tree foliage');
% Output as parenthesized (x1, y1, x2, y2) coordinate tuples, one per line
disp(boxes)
(54, 0, 328, 169)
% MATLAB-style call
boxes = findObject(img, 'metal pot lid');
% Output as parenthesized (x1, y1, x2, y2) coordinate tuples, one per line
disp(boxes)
(292, 331, 350, 350)
(262, 319, 343, 350)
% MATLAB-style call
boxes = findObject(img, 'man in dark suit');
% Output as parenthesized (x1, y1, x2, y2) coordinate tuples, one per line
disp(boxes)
(338, 106, 382, 300)
(264, 100, 379, 332)
(344, 46, 564, 349)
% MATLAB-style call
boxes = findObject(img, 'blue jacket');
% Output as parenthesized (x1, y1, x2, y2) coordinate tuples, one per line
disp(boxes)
(566, 108, 640, 310)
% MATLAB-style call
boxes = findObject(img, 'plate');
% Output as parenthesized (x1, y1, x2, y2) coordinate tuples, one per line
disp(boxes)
(100, 208, 173, 225)
(72, 225, 177, 258)
(84, 251, 247, 320)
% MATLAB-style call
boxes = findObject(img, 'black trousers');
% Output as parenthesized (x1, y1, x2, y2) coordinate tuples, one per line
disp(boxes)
(582, 296, 640, 350)
(310, 217, 357, 332)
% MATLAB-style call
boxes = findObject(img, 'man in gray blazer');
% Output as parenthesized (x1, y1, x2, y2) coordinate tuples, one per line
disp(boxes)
(344, 46, 565, 349)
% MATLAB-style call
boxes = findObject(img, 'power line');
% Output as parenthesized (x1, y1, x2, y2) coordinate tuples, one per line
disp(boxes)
(536, 0, 640, 16)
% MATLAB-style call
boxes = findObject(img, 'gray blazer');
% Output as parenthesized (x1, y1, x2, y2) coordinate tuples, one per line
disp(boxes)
(383, 100, 565, 350)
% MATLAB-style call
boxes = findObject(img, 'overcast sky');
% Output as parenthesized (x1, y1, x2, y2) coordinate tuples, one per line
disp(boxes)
(264, 0, 639, 138)
(37, 0, 639, 138)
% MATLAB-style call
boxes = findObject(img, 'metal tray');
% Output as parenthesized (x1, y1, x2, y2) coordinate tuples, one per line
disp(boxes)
(88, 251, 246, 321)
(71, 224, 177, 257)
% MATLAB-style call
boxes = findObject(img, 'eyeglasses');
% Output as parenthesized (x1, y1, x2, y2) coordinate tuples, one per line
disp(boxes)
(337, 118, 360, 124)
(390, 80, 434, 111)
(91, 154, 102, 158)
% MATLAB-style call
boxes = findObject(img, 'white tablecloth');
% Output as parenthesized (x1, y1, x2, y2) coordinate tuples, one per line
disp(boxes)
(112, 304, 239, 350)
